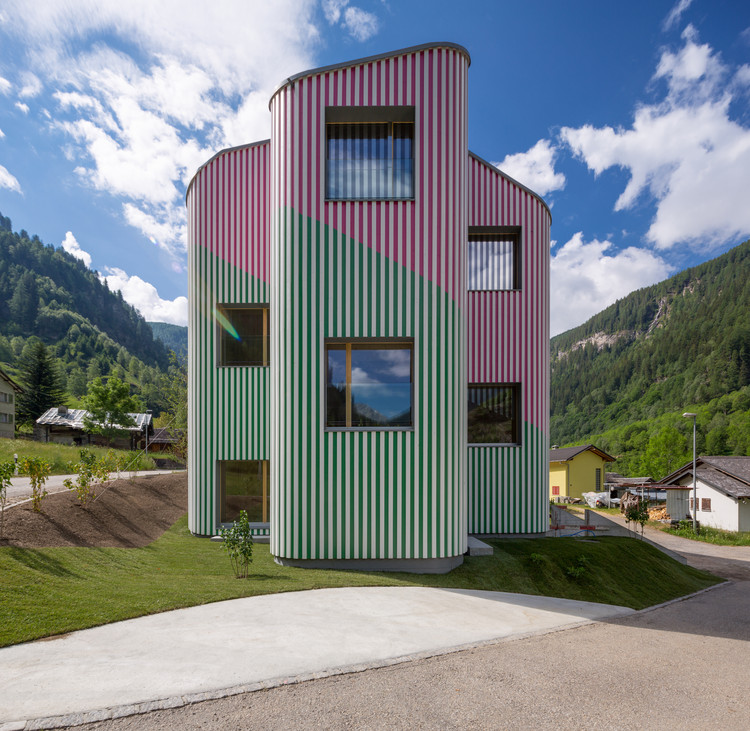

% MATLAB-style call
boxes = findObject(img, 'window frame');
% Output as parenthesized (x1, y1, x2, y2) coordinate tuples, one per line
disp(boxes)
(324, 338, 414, 431)
(216, 303, 269, 368)
(467, 382, 522, 447)
(325, 106, 416, 202)
(217, 459, 269, 527)
(701, 497, 712, 512)
(467, 226, 521, 292)
(552, 485, 560, 496)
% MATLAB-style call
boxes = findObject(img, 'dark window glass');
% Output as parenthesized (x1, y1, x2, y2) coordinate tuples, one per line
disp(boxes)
(468, 233, 519, 290)
(218, 306, 268, 366)
(326, 342, 413, 428)
(468, 384, 520, 444)
(220, 460, 268, 523)
(326, 121, 414, 200)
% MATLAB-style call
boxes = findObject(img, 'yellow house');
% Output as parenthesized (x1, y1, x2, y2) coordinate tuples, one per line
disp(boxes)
(0, 366, 22, 440)
(550, 445, 616, 501)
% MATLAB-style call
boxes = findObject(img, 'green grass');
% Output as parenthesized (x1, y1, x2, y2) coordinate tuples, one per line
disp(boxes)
(662, 523, 750, 546)
(0, 515, 720, 648)
(0, 440, 156, 475)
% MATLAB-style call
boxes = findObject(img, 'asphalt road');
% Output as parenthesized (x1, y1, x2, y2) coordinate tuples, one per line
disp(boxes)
(75, 529, 750, 731)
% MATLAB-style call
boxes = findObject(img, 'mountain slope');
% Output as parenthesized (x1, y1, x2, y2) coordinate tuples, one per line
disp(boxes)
(149, 322, 187, 358)
(551, 239, 750, 447)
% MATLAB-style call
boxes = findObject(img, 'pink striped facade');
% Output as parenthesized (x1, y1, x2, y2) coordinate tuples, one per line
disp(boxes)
(187, 42, 550, 566)
(467, 154, 551, 534)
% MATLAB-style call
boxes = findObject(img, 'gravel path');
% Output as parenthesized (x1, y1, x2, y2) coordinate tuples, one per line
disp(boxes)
(75, 528, 750, 731)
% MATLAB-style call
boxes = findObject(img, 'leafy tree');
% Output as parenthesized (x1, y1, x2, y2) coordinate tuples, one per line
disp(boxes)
(15, 339, 66, 424)
(83, 376, 139, 444)
(20, 456, 51, 512)
(640, 426, 689, 480)
(159, 351, 187, 457)
(219, 510, 254, 578)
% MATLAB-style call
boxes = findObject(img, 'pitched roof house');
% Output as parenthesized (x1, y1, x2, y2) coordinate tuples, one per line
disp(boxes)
(0, 367, 22, 440)
(549, 445, 615, 501)
(662, 456, 750, 532)
(187, 43, 551, 572)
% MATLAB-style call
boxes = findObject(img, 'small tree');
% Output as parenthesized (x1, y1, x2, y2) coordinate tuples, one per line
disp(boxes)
(624, 497, 649, 539)
(20, 456, 51, 512)
(83, 376, 140, 445)
(219, 510, 254, 578)
(0, 461, 14, 538)
(63, 449, 111, 507)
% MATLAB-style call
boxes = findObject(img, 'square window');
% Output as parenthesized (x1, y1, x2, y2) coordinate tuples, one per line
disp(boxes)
(468, 384, 520, 445)
(326, 341, 413, 428)
(552, 486, 560, 496)
(217, 305, 269, 367)
(701, 498, 711, 512)
(326, 107, 414, 200)
(219, 460, 269, 524)
(468, 230, 520, 290)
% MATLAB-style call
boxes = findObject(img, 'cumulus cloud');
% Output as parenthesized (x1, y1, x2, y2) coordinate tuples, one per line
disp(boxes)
(100, 266, 188, 326)
(494, 139, 565, 197)
(61, 230, 92, 267)
(663, 0, 693, 31)
(0, 164, 21, 192)
(550, 233, 673, 336)
(560, 27, 750, 250)
(0, 0, 319, 263)
(322, 0, 379, 41)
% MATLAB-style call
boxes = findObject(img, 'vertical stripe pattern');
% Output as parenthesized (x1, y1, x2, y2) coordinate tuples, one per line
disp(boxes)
(466, 154, 550, 534)
(270, 46, 468, 560)
(187, 141, 271, 536)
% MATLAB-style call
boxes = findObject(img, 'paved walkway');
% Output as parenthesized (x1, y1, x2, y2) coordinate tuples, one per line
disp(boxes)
(0, 587, 634, 730)
(4, 470, 185, 507)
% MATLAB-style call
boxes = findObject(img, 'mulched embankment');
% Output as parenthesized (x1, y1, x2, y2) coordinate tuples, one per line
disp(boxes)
(0, 472, 187, 548)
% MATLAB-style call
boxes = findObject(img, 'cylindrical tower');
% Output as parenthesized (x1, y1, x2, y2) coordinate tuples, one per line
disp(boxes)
(269, 44, 470, 571)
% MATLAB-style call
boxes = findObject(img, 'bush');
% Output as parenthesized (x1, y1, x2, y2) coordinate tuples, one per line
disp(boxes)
(20, 456, 51, 512)
(63, 449, 112, 507)
(219, 510, 254, 579)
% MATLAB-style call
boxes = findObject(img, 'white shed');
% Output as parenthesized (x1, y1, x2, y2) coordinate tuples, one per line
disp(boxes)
(662, 457, 750, 533)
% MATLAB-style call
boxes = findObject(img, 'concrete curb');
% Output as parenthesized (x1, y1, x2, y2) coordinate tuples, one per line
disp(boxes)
(4, 613, 623, 730)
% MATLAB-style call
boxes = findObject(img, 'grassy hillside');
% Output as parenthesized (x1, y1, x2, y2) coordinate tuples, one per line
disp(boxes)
(551, 239, 750, 463)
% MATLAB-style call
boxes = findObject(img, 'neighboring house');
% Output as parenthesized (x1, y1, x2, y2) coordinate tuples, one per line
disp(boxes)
(0, 367, 22, 439)
(550, 445, 615, 501)
(605, 473, 657, 499)
(35, 407, 152, 450)
(187, 43, 551, 572)
(148, 427, 184, 453)
(662, 456, 750, 532)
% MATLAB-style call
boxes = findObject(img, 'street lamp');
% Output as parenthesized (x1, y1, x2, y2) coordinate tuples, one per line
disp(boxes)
(683, 412, 698, 535)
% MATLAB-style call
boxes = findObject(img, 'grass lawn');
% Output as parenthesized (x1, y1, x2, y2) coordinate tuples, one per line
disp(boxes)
(0, 440, 156, 475)
(0, 515, 720, 648)
(661, 523, 750, 546)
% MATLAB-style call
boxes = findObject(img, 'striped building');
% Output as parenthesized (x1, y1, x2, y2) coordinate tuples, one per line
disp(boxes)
(187, 43, 550, 573)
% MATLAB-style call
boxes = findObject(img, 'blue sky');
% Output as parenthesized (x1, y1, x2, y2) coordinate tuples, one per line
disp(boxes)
(0, 0, 748, 335)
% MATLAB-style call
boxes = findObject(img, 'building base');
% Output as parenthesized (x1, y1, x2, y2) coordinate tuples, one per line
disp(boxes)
(273, 554, 464, 574)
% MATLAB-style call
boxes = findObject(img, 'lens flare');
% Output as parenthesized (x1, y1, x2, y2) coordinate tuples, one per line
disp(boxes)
(213, 308, 240, 340)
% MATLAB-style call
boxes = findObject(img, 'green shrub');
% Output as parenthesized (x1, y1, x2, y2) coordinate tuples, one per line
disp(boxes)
(20, 456, 51, 512)
(219, 510, 254, 579)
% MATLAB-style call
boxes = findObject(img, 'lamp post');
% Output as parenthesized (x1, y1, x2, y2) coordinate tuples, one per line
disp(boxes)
(145, 409, 152, 454)
(682, 412, 697, 535)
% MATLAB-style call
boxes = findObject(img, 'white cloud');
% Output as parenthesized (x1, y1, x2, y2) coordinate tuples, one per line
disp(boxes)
(343, 7, 379, 41)
(323, 0, 348, 24)
(0, 128, 4, 139)
(663, 0, 693, 31)
(0, 77, 11, 94)
(100, 266, 188, 326)
(560, 28, 750, 250)
(494, 139, 565, 196)
(322, 0, 379, 41)
(61, 231, 92, 268)
(18, 72, 41, 98)
(14, 101, 29, 113)
(0, 164, 21, 192)
(550, 233, 673, 336)
(0, 0, 320, 263)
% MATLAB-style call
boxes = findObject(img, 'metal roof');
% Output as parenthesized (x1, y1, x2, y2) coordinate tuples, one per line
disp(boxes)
(36, 407, 152, 433)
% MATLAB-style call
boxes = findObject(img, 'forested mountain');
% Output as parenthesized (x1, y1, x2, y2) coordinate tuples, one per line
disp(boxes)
(149, 322, 187, 358)
(0, 212, 174, 417)
(551, 239, 750, 476)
